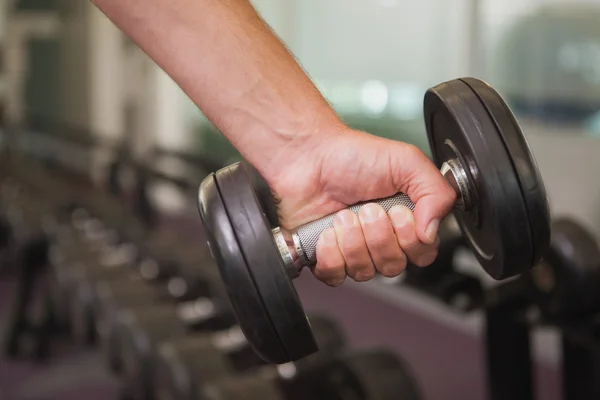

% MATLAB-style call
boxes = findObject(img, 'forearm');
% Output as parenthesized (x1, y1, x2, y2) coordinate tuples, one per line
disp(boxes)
(91, 0, 343, 176)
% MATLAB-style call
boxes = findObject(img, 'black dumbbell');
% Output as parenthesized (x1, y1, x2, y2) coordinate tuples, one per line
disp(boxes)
(47, 216, 136, 343)
(197, 348, 421, 400)
(96, 260, 225, 372)
(50, 214, 183, 343)
(68, 231, 219, 347)
(117, 300, 237, 400)
(0, 216, 12, 272)
(47, 211, 121, 331)
(529, 217, 600, 322)
(197, 78, 552, 363)
(156, 314, 347, 400)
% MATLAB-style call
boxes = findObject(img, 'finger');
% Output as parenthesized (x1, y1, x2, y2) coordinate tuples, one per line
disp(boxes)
(358, 203, 405, 278)
(388, 205, 439, 267)
(313, 228, 346, 287)
(391, 144, 456, 244)
(333, 210, 375, 282)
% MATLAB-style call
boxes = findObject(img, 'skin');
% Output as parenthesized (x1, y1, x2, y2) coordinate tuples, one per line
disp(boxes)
(91, 0, 456, 286)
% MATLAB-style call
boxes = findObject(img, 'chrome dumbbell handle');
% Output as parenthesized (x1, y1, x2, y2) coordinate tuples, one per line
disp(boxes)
(273, 158, 471, 279)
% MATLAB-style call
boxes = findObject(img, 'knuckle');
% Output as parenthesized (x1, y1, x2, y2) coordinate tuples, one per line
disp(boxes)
(317, 260, 344, 273)
(443, 184, 458, 205)
(401, 143, 422, 159)
(325, 280, 342, 288)
(339, 239, 367, 260)
(365, 230, 392, 250)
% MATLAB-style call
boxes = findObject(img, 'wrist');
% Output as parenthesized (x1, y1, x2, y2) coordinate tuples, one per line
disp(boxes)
(257, 117, 348, 187)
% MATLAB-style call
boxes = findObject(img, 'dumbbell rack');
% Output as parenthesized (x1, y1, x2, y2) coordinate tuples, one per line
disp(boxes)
(484, 279, 535, 400)
(560, 319, 600, 399)
(404, 269, 537, 400)
(2, 134, 428, 399)
(485, 280, 600, 400)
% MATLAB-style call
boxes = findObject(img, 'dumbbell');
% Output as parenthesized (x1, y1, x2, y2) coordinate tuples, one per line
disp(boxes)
(1, 196, 74, 358)
(47, 209, 123, 330)
(117, 300, 237, 400)
(196, 348, 421, 400)
(50, 215, 190, 342)
(528, 218, 600, 322)
(156, 314, 347, 400)
(0, 216, 11, 258)
(96, 259, 225, 372)
(197, 77, 552, 363)
(68, 242, 141, 345)
(68, 232, 219, 346)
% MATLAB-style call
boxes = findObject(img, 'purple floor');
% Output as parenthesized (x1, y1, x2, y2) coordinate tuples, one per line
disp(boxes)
(0, 279, 120, 400)
(295, 274, 562, 400)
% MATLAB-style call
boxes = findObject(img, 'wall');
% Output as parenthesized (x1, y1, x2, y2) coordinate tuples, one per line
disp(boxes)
(58, 0, 90, 130)
(5, 12, 60, 124)
(292, 0, 471, 86)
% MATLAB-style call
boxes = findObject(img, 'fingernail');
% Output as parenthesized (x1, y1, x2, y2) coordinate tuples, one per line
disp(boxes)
(354, 271, 375, 282)
(381, 264, 400, 277)
(330, 278, 345, 287)
(389, 206, 410, 229)
(335, 210, 356, 228)
(360, 204, 384, 224)
(425, 219, 440, 244)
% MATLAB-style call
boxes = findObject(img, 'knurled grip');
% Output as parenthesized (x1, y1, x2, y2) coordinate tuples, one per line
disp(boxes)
(293, 193, 415, 265)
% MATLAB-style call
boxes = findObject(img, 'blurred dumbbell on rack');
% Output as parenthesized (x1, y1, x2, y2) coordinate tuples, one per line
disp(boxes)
(189, 348, 422, 400)
(484, 217, 600, 400)
(1, 170, 86, 360)
(94, 246, 227, 372)
(47, 213, 158, 333)
(155, 314, 347, 400)
(114, 297, 237, 400)
(404, 222, 483, 312)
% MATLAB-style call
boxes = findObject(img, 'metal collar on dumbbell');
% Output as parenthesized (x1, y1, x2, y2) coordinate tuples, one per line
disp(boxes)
(273, 158, 473, 279)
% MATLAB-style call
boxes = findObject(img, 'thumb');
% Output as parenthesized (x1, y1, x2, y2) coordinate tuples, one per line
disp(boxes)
(393, 145, 456, 245)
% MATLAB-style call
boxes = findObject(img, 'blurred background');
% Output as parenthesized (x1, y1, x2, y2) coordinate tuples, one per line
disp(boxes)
(2, 0, 600, 230)
(1, 1, 600, 400)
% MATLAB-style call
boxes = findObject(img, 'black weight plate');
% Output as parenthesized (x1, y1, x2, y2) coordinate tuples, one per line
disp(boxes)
(424, 78, 533, 279)
(332, 349, 422, 400)
(197, 173, 288, 364)
(199, 375, 283, 400)
(215, 162, 317, 362)
(529, 218, 600, 321)
(157, 336, 233, 400)
(460, 78, 551, 268)
(308, 315, 347, 353)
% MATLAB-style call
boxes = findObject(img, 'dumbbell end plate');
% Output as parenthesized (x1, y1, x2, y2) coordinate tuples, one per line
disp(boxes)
(198, 169, 317, 364)
(424, 78, 551, 280)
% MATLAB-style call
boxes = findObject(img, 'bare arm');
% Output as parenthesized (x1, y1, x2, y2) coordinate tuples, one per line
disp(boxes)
(91, 0, 343, 179)
(91, 0, 454, 287)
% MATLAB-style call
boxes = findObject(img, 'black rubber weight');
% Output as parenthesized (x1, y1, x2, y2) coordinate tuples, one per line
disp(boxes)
(460, 78, 551, 268)
(197, 174, 288, 364)
(216, 162, 317, 362)
(531, 218, 600, 321)
(424, 78, 532, 279)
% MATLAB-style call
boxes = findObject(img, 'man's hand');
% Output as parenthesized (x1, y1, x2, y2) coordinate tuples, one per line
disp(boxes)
(91, 0, 455, 286)
(266, 128, 456, 287)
